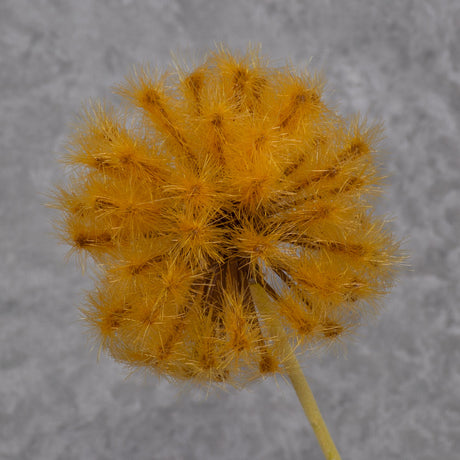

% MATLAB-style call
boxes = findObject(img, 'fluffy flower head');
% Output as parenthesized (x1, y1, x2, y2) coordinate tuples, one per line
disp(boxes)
(52, 45, 401, 388)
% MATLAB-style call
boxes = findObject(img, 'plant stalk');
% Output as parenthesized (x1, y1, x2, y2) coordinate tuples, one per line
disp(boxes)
(250, 283, 342, 460)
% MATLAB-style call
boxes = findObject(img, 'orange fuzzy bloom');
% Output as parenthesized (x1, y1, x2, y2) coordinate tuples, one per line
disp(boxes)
(50, 44, 403, 388)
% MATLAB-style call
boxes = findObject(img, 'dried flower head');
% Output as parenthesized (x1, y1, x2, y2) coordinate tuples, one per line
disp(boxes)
(51, 44, 401, 388)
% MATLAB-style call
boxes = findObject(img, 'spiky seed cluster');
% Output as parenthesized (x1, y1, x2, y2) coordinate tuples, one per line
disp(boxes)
(52, 45, 401, 387)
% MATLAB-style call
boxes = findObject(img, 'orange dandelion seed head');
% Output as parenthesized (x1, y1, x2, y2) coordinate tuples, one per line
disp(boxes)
(50, 44, 404, 388)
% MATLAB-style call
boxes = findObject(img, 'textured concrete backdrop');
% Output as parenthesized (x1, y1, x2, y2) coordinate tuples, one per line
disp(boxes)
(1, 1, 459, 459)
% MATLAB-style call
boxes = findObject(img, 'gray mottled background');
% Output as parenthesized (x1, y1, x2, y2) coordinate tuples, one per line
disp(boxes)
(1, 1, 459, 459)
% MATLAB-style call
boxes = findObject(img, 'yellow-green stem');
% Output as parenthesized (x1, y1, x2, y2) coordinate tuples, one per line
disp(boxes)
(250, 283, 342, 460)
